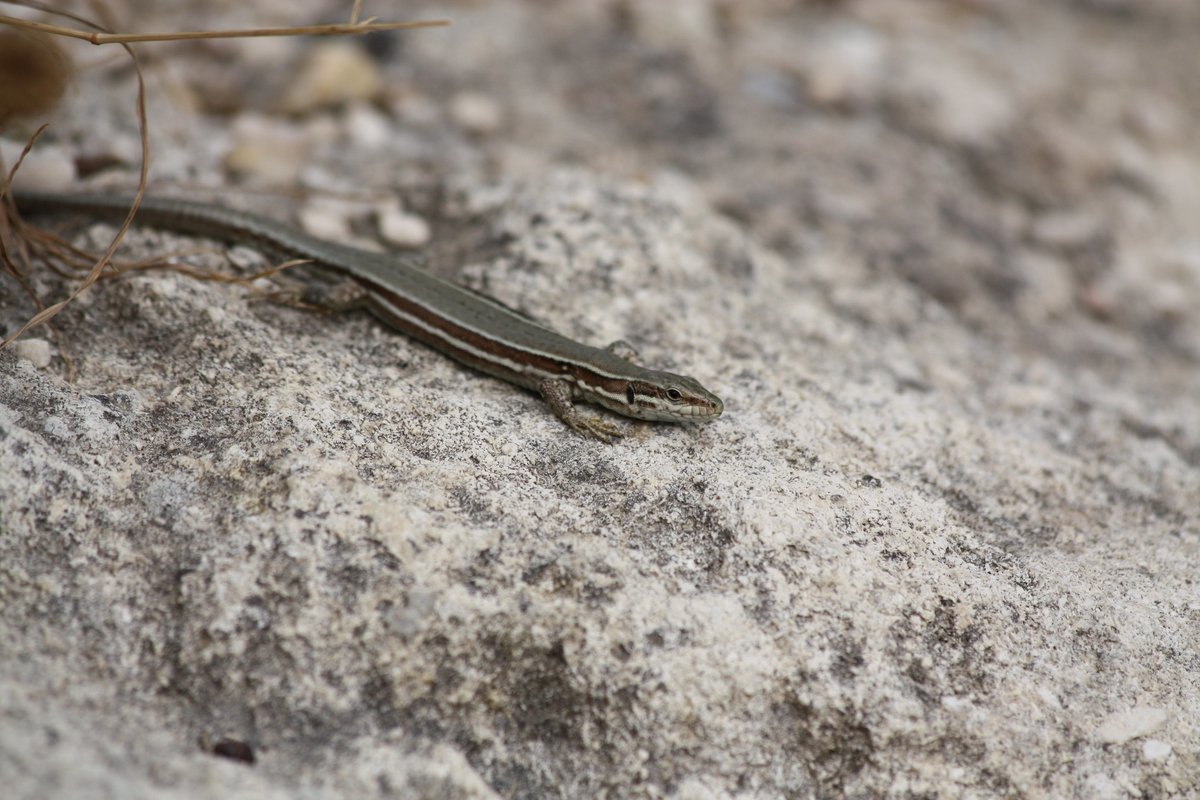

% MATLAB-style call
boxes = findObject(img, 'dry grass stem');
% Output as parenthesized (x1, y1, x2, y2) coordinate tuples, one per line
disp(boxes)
(1, 4, 152, 351)
(1, 3, 447, 357)
(0, 13, 448, 45)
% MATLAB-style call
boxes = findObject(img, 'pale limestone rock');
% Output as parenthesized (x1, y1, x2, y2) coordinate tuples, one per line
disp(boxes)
(8, 338, 52, 368)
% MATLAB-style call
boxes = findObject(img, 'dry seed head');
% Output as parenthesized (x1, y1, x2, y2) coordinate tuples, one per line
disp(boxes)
(0, 27, 72, 127)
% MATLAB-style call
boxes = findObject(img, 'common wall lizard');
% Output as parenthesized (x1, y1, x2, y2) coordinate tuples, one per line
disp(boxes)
(14, 191, 724, 440)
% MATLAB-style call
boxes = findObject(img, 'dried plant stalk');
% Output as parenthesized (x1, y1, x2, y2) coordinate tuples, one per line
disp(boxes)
(0, 2, 448, 355)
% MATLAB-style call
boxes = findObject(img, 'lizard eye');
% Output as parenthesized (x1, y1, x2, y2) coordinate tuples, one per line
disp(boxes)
(666, 388, 682, 401)
(626, 386, 636, 405)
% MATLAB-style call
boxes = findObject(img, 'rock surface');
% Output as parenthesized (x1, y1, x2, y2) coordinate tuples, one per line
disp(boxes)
(2, 1, 1199, 798)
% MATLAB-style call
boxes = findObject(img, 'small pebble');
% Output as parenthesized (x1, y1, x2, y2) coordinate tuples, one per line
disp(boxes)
(893, 48, 1015, 146)
(224, 116, 311, 184)
(298, 199, 355, 241)
(1095, 706, 1168, 744)
(800, 23, 886, 108)
(376, 202, 431, 248)
(449, 92, 503, 136)
(0, 140, 76, 191)
(10, 338, 53, 369)
(298, 198, 379, 251)
(627, 2, 719, 54)
(344, 103, 393, 148)
(281, 43, 382, 114)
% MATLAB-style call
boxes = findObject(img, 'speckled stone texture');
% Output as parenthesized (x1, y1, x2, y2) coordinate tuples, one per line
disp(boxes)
(2, 2, 1199, 798)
